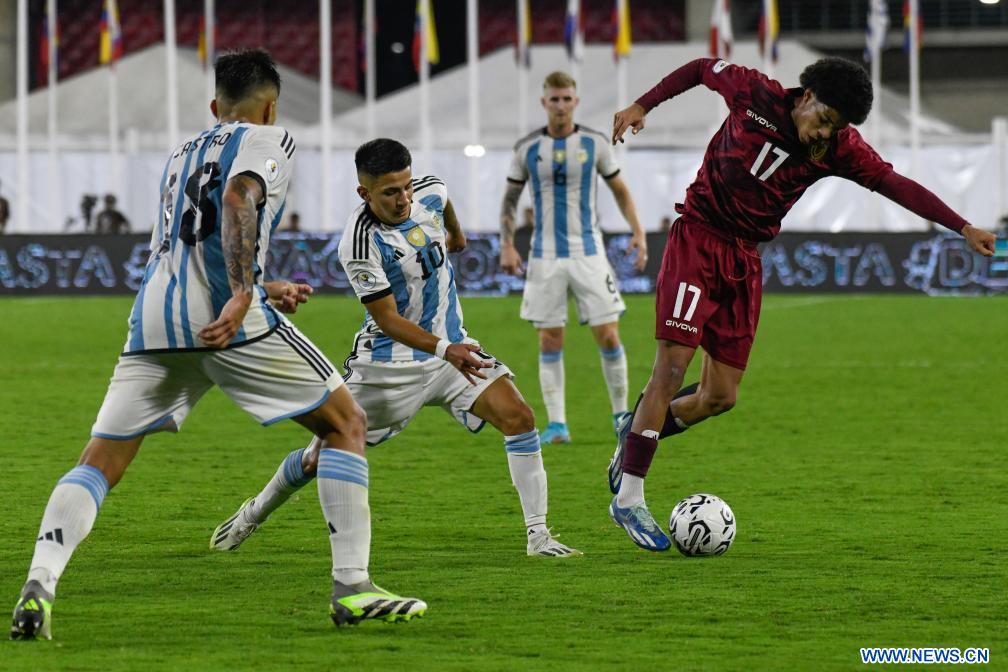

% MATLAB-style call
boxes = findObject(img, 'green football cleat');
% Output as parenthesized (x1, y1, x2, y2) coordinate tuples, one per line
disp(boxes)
(329, 579, 427, 626)
(10, 580, 53, 641)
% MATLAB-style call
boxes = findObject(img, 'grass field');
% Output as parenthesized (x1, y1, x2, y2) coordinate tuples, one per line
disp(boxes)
(1, 294, 1006, 671)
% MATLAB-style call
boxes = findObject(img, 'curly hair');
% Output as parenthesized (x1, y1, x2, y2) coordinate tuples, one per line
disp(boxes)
(799, 57, 873, 125)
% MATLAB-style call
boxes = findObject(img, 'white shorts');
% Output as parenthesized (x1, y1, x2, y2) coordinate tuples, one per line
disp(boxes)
(91, 321, 343, 439)
(343, 349, 513, 446)
(520, 254, 626, 329)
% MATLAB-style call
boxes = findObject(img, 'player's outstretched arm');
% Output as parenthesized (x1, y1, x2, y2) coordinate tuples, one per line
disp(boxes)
(604, 174, 649, 271)
(442, 198, 466, 253)
(875, 172, 997, 256)
(499, 180, 525, 275)
(198, 174, 263, 348)
(366, 294, 493, 385)
(264, 280, 313, 314)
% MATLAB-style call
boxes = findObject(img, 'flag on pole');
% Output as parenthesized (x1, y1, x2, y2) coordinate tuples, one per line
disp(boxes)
(758, 0, 779, 63)
(864, 0, 889, 62)
(99, 0, 123, 65)
(563, 0, 584, 63)
(902, 0, 922, 53)
(198, 15, 207, 68)
(412, 0, 440, 72)
(39, 5, 60, 85)
(516, 0, 531, 68)
(613, 0, 632, 61)
(709, 0, 732, 59)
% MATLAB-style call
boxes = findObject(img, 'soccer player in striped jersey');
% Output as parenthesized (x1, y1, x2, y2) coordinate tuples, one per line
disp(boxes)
(10, 50, 424, 641)
(211, 138, 581, 562)
(500, 71, 648, 446)
(606, 57, 997, 551)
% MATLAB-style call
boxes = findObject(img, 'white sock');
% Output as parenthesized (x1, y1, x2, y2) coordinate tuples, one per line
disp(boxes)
(504, 430, 548, 534)
(599, 345, 629, 415)
(317, 448, 370, 586)
(616, 474, 645, 508)
(27, 465, 109, 595)
(248, 445, 315, 524)
(539, 350, 566, 425)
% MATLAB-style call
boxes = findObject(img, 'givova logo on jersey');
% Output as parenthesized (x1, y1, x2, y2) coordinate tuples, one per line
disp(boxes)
(665, 282, 701, 334)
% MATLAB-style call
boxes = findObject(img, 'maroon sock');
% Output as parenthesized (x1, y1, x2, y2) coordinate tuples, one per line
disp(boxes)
(623, 432, 658, 478)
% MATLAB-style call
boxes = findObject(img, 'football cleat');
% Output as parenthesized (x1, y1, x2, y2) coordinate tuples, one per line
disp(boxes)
(10, 580, 53, 641)
(330, 579, 427, 626)
(527, 528, 583, 558)
(608, 412, 633, 494)
(539, 422, 571, 445)
(612, 411, 631, 435)
(210, 497, 259, 551)
(609, 496, 671, 552)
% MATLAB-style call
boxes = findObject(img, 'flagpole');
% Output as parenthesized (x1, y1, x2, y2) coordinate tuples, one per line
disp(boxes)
(108, 63, 120, 208)
(47, 0, 62, 231)
(517, 0, 528, 137)
(204, 0, 215, 124)
(16, 0, 28, 233)
(762, 0, 773, 78)
(419, 0, 432, 172)
(908, 0, 920, 180)
(466, 0, 480, 228)
(869, 23, 882, 146)
(165, 0, 178, 147)
(364, 0, 376, 139)
(320, 0, 332, 231)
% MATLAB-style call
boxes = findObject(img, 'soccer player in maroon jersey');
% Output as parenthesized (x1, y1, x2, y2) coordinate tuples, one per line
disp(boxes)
(604, 56, 997, 551)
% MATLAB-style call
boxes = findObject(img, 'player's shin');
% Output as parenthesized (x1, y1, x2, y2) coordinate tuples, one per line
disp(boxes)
(247, 445, 316, 524)
(616, 432, 657, 508)
(317, 448, 371, 586)
(27, 465, 109, 595)
(661, 382, 698, 438)
(504, 431, 548, 535)
(599, 345, 629, 416)
(538, 350, 566, 425)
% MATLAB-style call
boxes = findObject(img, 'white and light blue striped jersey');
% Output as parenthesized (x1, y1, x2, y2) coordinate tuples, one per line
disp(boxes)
(507, 125, 620, 260)
(123, 121, 296, 354)
(339, 175, 468, 364)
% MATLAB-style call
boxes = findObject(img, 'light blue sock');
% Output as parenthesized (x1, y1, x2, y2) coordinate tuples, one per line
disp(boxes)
(249, 447, 315, 523)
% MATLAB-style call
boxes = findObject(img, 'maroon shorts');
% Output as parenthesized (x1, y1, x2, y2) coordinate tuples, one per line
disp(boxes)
(654, 218, 762, 370)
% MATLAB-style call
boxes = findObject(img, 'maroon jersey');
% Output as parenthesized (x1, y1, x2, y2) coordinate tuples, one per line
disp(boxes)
(638, 58, 894, 243)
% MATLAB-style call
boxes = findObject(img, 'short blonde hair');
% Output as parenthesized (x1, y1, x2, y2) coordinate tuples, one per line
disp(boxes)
(543, 71, 577, 91)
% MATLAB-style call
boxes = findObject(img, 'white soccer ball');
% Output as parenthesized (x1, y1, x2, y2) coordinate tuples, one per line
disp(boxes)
(669, 493, 736, 557)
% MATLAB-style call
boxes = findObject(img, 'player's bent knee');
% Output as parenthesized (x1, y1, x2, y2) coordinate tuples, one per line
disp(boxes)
(700, 391, 736, 416)
(501, 402, 536, 436)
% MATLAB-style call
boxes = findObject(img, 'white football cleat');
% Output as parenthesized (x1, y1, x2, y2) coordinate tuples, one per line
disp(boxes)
(527, 528, 583, 557)
(210, 497, 259, 551)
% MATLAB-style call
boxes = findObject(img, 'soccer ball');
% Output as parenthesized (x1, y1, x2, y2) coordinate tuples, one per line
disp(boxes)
(669, 493, 736, 557)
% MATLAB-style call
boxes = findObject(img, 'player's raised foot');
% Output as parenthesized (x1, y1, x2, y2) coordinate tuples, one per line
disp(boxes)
(10, 580, 53, 641)
(609, 496, 671, 552)
(330, 579, 427, 626)
(210, 497, 259, 551)
(527, 528, 583, 558)
(612, 411, 631, 436)
(540, 422, 571, 445)
(608, 412, 633, 494)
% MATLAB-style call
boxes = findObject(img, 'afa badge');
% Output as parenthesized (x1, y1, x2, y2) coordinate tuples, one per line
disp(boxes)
(431, 213, 443, 229)
(553, 149, 566, 163)
(576, 148, 589, 164)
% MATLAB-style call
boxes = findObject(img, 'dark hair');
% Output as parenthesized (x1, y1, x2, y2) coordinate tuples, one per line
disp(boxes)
(214, 49, 281, 103)
(355, 138, 412, 177)
(799, 57, 872, 125)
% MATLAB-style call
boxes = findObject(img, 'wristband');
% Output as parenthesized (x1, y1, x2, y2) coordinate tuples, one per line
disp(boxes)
(434, 339, 450, 360)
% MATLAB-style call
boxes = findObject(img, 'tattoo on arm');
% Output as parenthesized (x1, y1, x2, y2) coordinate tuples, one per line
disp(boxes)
(500, 182, 524, 245)
(221, 175, 262, 297)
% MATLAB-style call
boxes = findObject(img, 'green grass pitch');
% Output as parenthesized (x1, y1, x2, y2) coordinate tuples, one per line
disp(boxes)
(1, 294, 1006, 670)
